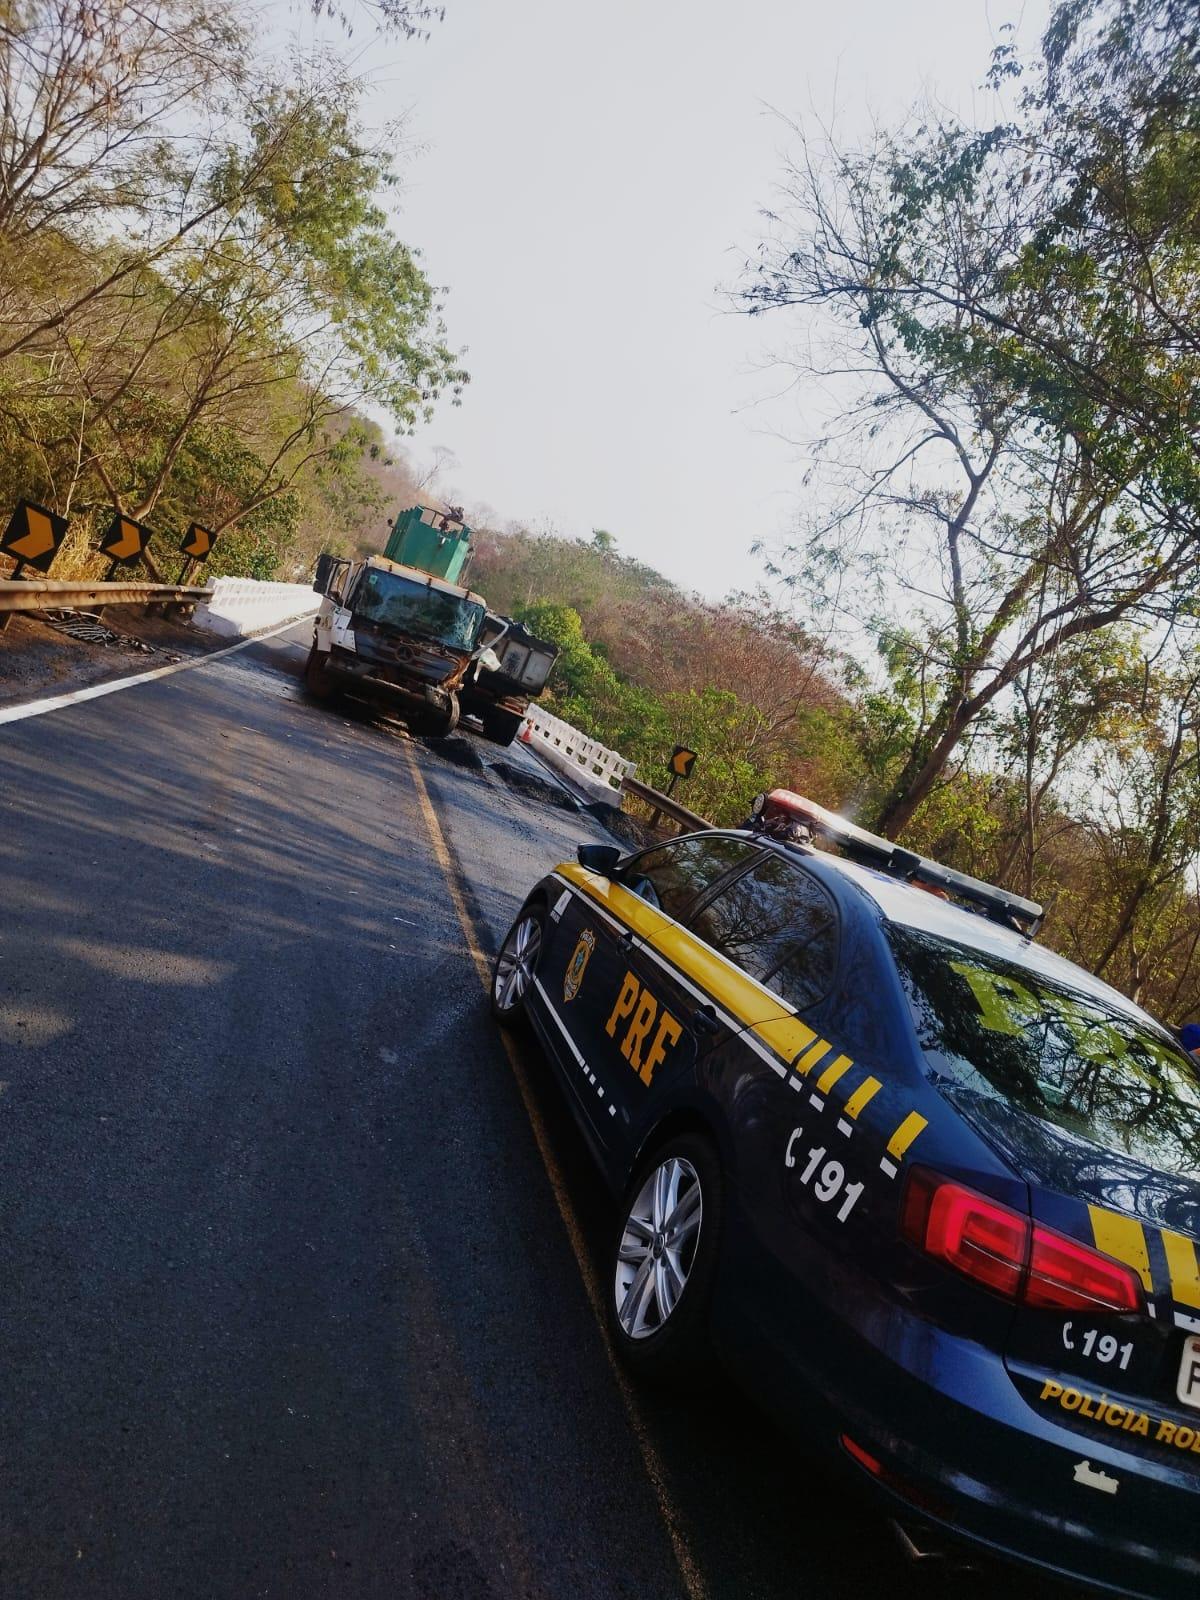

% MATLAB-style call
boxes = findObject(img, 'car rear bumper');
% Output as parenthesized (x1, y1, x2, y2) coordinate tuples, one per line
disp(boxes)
(717, 1226, 1200, 1599)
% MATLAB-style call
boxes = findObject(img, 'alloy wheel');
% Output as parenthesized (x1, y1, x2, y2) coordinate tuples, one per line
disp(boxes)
(614, 1156, 703, 1340)
(493, 914, 542, 1013)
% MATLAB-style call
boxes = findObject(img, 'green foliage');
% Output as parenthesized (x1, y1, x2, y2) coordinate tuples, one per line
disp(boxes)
(471, 532, 858, 831)
(0, 2, 465, 581)
(738, 0, 1200, 841)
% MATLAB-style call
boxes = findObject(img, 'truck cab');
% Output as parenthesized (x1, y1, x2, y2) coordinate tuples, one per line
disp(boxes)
(306, 552, 496, 737)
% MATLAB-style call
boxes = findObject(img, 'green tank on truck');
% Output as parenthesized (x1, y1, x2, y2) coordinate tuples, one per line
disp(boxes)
(305, 552, 499, 737)
(383, 505, 473, 585)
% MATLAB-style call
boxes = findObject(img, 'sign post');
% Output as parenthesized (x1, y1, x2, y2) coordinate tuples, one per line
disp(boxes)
(648, 745, 699, 829)
(666, 745, 698, 797)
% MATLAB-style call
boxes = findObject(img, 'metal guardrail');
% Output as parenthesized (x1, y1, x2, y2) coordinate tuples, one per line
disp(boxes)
(621, 773, 712, 833)
(0, 578, 209, 615)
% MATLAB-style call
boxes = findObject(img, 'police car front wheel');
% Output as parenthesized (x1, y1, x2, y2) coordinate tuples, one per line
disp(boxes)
(609, 1132, 722, 1382)
(492, 905, 545, 1022)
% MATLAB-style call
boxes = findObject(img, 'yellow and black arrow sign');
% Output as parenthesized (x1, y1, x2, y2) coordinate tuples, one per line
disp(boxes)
(1, 499, 69, 574)
(180, 523, 215, 561)
(99, 513, 153, 565)
(669, 745, 698, 780)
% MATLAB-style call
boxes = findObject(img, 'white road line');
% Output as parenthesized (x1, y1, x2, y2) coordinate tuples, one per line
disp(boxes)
(0, 616, 310, 727)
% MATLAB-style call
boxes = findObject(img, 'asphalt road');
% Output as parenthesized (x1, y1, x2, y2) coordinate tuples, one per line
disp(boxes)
(0, 623, 1076, 1600)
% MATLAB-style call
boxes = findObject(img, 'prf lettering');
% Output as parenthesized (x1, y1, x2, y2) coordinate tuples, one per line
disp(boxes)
(605, 971, 683, 1086)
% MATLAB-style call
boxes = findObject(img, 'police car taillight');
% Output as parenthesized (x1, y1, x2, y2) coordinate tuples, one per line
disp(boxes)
(901, 1169, 1026, 1297)
(901, 1169, 1143, 1313)
(1024, 1226, 1143, 1313)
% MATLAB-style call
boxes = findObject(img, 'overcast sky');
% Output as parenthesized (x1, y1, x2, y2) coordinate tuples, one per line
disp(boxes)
(292, 0, 1050, 599)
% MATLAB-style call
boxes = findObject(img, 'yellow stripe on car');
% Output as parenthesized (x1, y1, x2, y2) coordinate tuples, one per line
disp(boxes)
(815, 1054, 853, 1094)
(559, 864, 799, 1027)
(843, 1076, 882, 1119)
(1162, 1229, 1200, 1311)
(791, 1036, 832, 1076)
(1088, 1206, 1155, 1294)
(885, 1112, 928, 1161)
(754, 1015, 822, 1068)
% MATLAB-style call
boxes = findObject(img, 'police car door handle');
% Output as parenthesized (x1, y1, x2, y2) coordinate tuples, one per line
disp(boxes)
(619, 929, 636, 951)
(692, 1005, 721, 1036)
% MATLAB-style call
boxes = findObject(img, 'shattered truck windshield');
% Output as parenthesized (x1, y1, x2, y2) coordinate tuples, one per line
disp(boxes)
(353, 569, 485, 651)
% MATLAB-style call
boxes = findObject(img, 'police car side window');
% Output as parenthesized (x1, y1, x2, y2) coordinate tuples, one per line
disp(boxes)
(690, 855, 837, 1009)
(622, 837, 761, 920)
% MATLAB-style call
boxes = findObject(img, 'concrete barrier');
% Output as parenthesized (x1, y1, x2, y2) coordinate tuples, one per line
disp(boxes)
(194, 578, 318, 638)
(520, 705, 636, 800)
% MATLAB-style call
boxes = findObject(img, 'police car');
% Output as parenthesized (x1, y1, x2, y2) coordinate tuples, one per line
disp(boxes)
(491, 790, 1200, 1597)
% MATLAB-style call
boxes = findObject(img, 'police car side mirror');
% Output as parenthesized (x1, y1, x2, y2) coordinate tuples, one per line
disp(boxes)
(577, 843, 621, 876)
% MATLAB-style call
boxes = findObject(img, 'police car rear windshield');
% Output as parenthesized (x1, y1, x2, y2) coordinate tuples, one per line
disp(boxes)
(888, 926, 1200, 1174)
(354, 569, 485, 650)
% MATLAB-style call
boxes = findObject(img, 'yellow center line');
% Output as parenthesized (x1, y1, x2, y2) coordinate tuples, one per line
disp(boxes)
(404, 744, 709, 1600)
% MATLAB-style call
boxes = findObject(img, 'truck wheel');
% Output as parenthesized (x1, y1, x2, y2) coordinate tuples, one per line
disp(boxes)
(414, 691, 459, 739)
(304, 644, 336, 701)
(482, 707, 524, 747)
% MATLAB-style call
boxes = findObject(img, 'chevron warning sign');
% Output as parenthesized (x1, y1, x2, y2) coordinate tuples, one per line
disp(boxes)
(99, 513, 152, 564)
(0, 499, 69, 574)
(180, 523, 215, 561)
(669, 746, 697, 780)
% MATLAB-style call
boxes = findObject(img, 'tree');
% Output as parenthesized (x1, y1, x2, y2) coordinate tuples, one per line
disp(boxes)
(0, 1, 465, 577)
(737, 0, 1200, 839)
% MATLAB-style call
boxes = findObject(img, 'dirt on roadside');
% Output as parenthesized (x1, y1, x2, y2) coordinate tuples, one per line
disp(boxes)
(0, 608, 227, 709)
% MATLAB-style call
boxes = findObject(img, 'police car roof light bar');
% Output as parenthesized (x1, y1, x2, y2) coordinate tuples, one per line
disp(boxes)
(755, 789, 1045, 937)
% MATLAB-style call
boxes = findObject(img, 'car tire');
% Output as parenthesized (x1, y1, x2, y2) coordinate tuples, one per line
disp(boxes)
(607, 1131, 721, 1385)
(491, 902, 546, 1024)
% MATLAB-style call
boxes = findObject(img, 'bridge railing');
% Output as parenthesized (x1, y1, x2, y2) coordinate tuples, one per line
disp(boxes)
(520, 704, 636, 793)
(194, 577, 319, 637)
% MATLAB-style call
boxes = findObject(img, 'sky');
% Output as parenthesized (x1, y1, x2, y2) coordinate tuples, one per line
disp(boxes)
(287, 0, 1051, 599)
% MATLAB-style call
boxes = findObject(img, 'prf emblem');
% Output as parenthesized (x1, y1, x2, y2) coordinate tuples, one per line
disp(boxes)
(564, 928, 596, 1003)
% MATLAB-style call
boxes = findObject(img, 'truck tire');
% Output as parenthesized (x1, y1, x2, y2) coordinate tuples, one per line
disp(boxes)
(481, 706, 524, 747)
(414, 691, 460, 739)
(304, 643, 337, 701)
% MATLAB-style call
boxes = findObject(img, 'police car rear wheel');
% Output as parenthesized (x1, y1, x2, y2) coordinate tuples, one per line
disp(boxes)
(609, 1133, 721, 1382)
(491, 907, 544, 1021)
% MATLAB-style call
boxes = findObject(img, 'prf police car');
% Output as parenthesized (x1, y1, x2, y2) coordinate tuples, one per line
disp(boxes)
(491, 790, 1200, 1597)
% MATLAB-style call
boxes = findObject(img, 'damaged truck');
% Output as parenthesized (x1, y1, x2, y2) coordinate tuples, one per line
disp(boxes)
(305, 551, 498, 738)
